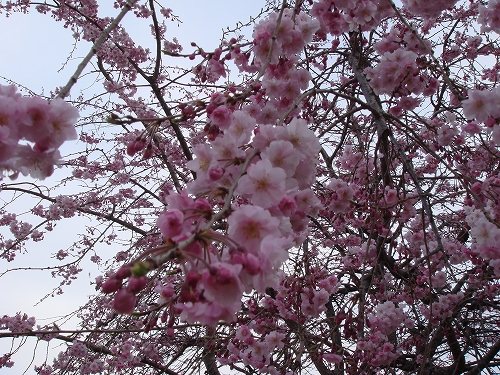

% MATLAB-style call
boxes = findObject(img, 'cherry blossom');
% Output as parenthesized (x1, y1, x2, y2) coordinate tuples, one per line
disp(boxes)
(237, 159, 287, 208)
(227, 205, 280, 252)
(0, 84, 78, 179)
(1, 1, 500, 374)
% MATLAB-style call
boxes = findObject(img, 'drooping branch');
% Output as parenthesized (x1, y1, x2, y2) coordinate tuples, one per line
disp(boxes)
(0, 185, 147, 236)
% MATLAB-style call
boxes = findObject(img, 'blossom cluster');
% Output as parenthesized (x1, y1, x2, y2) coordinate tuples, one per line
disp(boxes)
(227, 9, 320, 122)
(461, 88, 500, 144)
(419, 292, 465, 322)
(99, 10, 324, 326)
(310, 0, 394, 34)
(0, 313, 36, 333)
(215, 268, 339, 373)
(219, 325, 288, 372)
(354, 302, 409, 366)
(364, 48, 436, 97)
(478, 0, 500, 34)
(356, 331, 401, 367)
(402, 0, 459, 19)
(367, 301, 406, 335)
(156, 114, 321, 326)
(0, 84, 78, 180)
(251, 9, 319, 67)
(326, 178, 355, 213)
(466, 206, 500, 265)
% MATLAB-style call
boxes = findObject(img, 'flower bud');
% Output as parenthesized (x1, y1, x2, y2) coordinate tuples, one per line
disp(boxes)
(142, 143, 153, 159)
(126, 141, 137, 156)
(127, 276, 148, 293)
(116, 265, 132, 279)
(208, 166, 224, 181)
(112, 289, 136, 314)
(101, 277, 122, 294)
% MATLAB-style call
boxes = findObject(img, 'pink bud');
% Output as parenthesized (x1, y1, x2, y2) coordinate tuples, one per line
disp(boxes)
(193, 198, 212, 214)
(245, 253, 261, 275)
(231, 252, 246, 266)
(216, 267, 233, 284)
(134, 139, 146, 152)
(161, 311, 168, 323)
(208, 166, 224, 181)
(142, 144, 153, 159)
(485, 117, 496, 128)
(116, 265, 132, 279)
(126, 141, 136, 156)
(101, 277, 123, 294)
(127, 276, 148, 293)
(213, 48, 222, 60)
(161, 285, 175, 299)
(185, 271, 200, 286)
(112, 289, 136, 314)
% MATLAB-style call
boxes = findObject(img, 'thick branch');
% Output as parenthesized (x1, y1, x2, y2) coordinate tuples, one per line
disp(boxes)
(202, 347, 221, 375)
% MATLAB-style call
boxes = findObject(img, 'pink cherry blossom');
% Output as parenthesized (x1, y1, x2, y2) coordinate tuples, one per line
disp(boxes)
(462, 89, 498, 123)
(280, 118, 320, 159)
(201, 262, 243, 307)
(227, 205, 280, 252)
(261, 140, 301, 177)
(402, 0, 459, 19)
(226, 110, 255, 145)
(14, 145, 61, 180)
(209, 105, 232, 130)
(237, 159, 286, 208)
(177, 300, 238, 326)
(157, 209, 184, 239)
